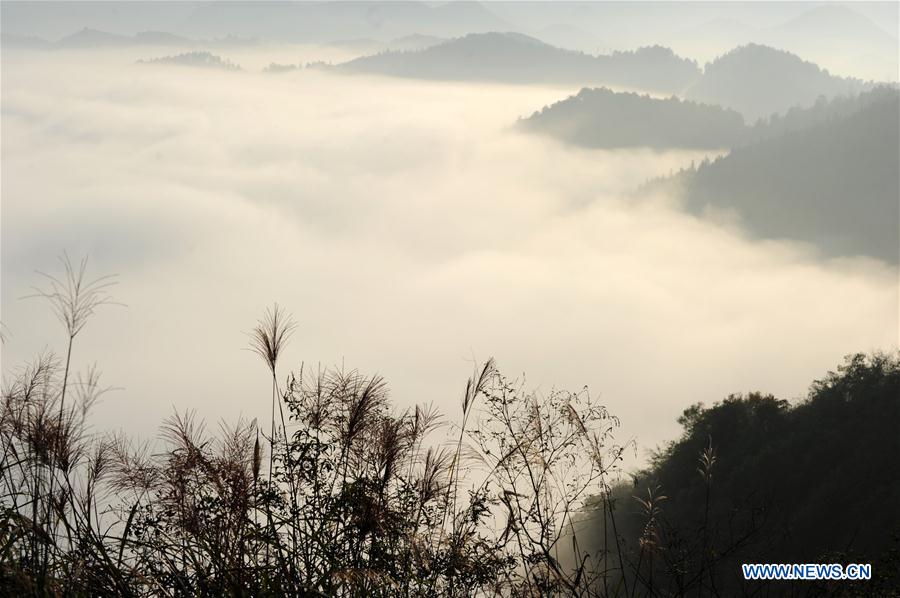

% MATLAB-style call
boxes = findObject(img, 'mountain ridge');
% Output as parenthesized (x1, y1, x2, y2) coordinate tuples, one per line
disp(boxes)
(325, 31, 700, 94)
(519, 87, 745, 149)
(661, 87, 899, 262)
(687, 43, 872, 121)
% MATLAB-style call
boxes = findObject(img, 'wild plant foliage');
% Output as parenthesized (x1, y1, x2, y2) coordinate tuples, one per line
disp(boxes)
(464, 375, 630, 595)
(1, 258, 628, 596)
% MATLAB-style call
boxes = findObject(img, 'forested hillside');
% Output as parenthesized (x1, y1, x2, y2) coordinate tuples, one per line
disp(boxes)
(327, 32, 700, 93)
(582, 352, 900, 596)
(671, 87, 899, 262)
(519, 87, 745, 149)
(686, 44, 870, 121)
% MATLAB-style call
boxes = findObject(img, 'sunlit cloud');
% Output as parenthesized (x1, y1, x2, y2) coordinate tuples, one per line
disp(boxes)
(2, 47, 896, 466)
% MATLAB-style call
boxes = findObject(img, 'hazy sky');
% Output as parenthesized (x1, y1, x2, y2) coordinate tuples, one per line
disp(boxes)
(2, 2, 896, 39)
(2, 18, 898, 468)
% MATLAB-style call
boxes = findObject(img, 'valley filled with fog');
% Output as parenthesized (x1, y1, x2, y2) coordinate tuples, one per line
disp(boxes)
(3, 34, 897, 467)
(3, 4, 900, 595)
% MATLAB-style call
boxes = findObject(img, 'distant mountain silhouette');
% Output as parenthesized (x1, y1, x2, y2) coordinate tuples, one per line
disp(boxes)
(2, 27, 260, 51)
(264, 63, 300, 73)
(326, 34, 446, 57)
(669, 5, 898, 83)
(387, 34, 446, 53)
(771, 5, 898, 82)
(777, 5, 896, 45)
(325, 32, 700, 93)
(138, 51, 241, 71)
(667, 87, 899, 262)
(519, 87, 745, 149)
(0, 33, 52, 49)
(686, 44, 871, 121)
(324, 38, 387, 55)
(132, 31, 195, 46)
(55, 27, 192, 48)
(55, 27, 132, 47)
(532, 24, 605, 54)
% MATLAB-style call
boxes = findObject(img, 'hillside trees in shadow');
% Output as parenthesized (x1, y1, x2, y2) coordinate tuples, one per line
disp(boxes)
(581, 352, 900, 596)
(519, 87, 746, 149)
(647, 87, 900, 263)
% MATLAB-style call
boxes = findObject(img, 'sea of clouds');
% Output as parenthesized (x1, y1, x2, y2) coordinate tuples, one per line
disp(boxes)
(2, 45, 897, 467)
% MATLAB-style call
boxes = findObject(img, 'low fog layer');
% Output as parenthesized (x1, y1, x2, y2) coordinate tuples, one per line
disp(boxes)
(2, 47, 898, 464)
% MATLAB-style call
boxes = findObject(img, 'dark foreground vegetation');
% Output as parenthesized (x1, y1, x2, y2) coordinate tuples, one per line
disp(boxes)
(1, 257, 898, 596)
(582, 352, 900, 597)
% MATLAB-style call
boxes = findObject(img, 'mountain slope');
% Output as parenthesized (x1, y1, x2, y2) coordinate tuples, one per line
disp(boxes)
(686, 44, 871, 121)
(56, 27, 131, 47)
(55, 27, 193, 48)
(519, 87, 745, 149)
(0, 33, 52, 49)
(775, 4, 897, 47)
(329, 32, 700, 93)
(674, 88, 899, 262)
